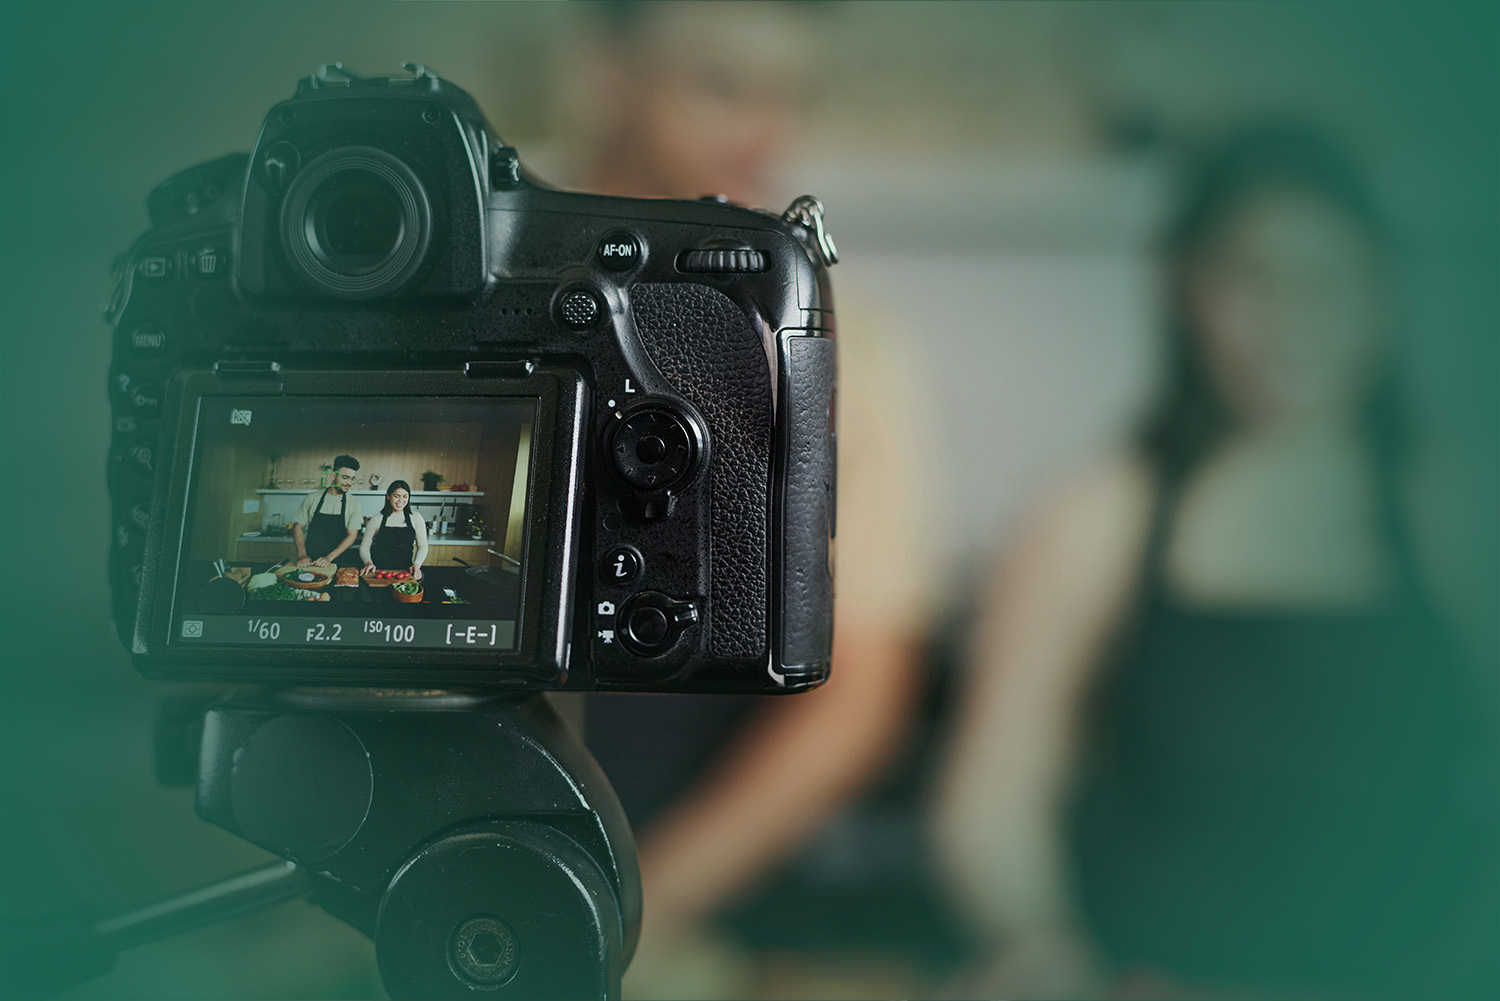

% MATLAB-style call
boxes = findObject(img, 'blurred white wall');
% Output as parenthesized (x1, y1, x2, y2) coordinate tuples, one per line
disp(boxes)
(788, 154, 1167, 571)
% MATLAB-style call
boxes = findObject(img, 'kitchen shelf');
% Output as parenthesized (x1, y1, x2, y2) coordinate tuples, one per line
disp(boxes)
(256, 489, 484, 496)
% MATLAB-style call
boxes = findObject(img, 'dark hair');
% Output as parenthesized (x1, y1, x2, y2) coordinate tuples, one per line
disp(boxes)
(381, 480, 413, 518)
(332, 454, 360, 472)
(1141, 121, 1398, 476)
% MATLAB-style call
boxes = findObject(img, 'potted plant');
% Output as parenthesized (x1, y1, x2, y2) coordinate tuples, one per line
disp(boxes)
(420, 471, 444, 492)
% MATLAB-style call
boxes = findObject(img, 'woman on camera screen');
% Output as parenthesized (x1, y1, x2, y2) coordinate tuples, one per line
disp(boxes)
(934, 124, 1498, 998)
(359, 480, 428, 580)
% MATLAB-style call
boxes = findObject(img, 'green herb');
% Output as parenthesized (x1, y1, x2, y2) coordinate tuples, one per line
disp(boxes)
(395, 581, 423, 594)
(247, 581, 303, 601)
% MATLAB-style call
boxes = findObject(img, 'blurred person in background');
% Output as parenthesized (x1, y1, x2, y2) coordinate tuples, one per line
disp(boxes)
(547, 3, 940, 997)
(934, 124, 1499, 999)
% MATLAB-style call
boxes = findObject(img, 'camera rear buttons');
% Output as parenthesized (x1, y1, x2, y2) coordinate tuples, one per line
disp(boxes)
(136, 255, 173, 282)
(558, 289, 602, 330)
(597, 231, 641, 272)
(191, 246, 228, 279)
(125, 442, 155, 477)
(616, 592, 699, 658)
(128, 324, 169, 356)
(128, 382, 164, 416)
(600, 546, 642, 585)
(608, 408, 697, 492)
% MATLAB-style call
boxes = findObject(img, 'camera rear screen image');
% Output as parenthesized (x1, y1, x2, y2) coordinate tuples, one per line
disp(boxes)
(174, 396, 536, 653)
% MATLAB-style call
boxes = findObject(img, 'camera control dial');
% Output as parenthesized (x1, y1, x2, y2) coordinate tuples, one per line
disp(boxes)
(607, 405, 700, 493)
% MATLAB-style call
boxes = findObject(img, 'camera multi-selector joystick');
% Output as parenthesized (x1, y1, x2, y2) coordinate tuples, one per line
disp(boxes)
(605, 401, 705, 520)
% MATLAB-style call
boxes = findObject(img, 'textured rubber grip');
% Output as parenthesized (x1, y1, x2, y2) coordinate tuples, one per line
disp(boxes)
(779, 336, 836, 668)
(631, 283, 772, 658)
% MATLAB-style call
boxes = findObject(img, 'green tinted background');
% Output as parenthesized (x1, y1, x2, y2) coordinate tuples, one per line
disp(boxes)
(2, 3, 1494, 998)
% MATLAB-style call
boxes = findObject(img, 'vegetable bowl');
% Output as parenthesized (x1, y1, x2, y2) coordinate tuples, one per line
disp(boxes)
(393, 580, 424, 603)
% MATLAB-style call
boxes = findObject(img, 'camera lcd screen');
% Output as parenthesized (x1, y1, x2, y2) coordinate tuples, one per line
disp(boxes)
(173, 396, 535, 654)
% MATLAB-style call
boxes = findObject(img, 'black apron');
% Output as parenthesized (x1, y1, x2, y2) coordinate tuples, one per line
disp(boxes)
(305, 488, 356, 567)
(368, 510, 417, 570)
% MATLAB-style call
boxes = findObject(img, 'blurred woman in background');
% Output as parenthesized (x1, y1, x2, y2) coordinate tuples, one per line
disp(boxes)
(935, 125, 1498, 999)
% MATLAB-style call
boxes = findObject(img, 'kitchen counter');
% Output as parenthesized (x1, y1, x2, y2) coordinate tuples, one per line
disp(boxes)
(183, 562, 519, 615)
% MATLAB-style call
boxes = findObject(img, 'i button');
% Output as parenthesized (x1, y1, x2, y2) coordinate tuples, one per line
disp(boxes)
(600, 546, 642, 584)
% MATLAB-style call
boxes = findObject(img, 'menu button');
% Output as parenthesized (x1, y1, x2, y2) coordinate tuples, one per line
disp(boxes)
(129, 325, 168, 356)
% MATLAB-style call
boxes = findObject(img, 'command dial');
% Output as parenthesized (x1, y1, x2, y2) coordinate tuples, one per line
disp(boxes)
(607, 405, 700, 493)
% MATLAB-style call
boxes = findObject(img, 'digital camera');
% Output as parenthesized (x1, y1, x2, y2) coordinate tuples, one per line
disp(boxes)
(106, 64, 838, 693)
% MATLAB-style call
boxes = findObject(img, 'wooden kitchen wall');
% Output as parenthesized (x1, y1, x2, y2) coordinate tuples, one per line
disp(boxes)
(191, 422, 487, 559)
(263, 423, 485, 494)
(473, 420, 527, 565)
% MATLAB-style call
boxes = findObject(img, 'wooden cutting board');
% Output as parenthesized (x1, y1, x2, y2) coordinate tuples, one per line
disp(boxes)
(279, 565, 335, 589)
(362, 574, 417, 588)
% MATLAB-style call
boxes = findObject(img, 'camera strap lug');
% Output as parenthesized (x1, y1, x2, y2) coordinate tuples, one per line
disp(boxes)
(782, 195, 838, 267)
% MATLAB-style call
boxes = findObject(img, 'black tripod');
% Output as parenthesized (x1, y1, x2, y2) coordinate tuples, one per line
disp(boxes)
(5, 689, 640, 999)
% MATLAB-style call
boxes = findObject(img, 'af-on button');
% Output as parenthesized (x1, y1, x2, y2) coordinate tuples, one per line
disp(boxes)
(597, 231, 642, 272)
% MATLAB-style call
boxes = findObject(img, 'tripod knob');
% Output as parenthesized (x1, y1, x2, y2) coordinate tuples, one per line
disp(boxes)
(375, 822, 626, 999)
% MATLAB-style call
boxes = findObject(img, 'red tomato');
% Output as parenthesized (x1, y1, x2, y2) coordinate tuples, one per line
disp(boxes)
(396, 571, 409, 579)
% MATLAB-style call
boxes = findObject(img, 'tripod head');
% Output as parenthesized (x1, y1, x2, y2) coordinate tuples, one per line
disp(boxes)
(6, 689, 640, 999)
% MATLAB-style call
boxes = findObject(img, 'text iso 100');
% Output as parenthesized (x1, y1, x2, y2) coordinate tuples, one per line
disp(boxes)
(364, 621, 417, 643)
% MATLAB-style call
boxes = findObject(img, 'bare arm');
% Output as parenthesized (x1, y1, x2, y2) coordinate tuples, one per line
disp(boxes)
(292, 522, 309, 566)
(633, 615, 924, 925)
(358, 516, 378, 568)
(411, 513, 429, 573)
(932, 456, 1152, 944)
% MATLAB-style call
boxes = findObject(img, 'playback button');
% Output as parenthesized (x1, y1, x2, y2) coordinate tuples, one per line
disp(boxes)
(136, 254, 173, 282)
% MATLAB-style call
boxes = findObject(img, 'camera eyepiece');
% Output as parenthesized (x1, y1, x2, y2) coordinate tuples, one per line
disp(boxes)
(280, 146, 431, 298)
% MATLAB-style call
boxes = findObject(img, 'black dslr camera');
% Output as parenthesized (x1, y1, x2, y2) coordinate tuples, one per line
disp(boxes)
(106, 63, 838, 694)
